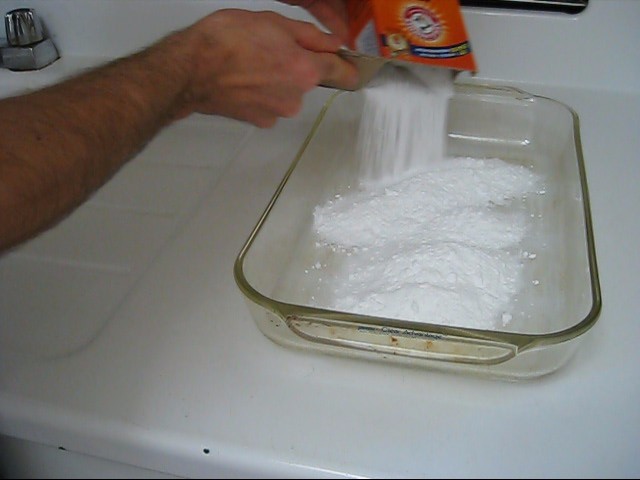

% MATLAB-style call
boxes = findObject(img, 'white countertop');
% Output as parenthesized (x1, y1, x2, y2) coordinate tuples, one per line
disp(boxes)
(1, 1, 639, 478)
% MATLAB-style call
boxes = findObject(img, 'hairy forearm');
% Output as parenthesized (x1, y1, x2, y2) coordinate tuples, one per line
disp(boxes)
(0, 6, 355, 253)
(0, 29, 195, 251)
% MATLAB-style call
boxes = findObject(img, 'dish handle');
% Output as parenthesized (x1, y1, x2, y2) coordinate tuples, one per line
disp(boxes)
(285, 315, 517, 366)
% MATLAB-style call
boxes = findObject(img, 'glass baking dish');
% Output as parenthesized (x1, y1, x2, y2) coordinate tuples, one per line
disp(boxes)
(234, 83, 601, 381)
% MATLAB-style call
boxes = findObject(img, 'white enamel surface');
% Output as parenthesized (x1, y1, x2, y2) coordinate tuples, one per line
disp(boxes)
(1, 1, 639, 478)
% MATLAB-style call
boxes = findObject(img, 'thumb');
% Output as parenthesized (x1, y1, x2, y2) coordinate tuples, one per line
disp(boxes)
(284, 17, 345, 53)
(311, 51, 360, 91)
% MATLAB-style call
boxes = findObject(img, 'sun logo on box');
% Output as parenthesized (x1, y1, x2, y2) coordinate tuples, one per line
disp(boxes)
(404, 5, 442, 41)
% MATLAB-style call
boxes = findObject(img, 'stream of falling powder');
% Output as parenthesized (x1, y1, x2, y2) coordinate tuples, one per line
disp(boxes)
(308, 66, 543, 329)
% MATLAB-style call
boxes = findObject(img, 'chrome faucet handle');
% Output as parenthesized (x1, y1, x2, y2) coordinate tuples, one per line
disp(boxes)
(1, 7, 59, 71)
(6, 8, 45, 46)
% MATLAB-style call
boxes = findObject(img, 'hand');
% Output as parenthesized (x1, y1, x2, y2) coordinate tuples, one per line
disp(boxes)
(0, 5, 359, 250)
(280, 0, 349, 41)
(178, 9, 358, 128)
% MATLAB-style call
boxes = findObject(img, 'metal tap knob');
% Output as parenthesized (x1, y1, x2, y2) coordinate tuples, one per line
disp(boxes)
(5, 8, 45, 47)
(1, 7, 59, 71)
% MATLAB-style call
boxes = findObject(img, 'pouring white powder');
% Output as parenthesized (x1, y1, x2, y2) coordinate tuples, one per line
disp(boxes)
(308, 66, 542, 330)
(356, 65, 454, 183)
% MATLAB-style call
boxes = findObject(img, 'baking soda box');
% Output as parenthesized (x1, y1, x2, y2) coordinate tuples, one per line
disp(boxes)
(346, 0, 477, 72)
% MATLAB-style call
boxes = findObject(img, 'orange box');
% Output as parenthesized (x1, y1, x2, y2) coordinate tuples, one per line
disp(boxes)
(346, 0, 477, 72)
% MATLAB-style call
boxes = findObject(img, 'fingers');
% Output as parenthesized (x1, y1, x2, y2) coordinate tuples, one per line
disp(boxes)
(185, 9, 360, 128)
(279, 0, 350, 42)
(307, 51, 360, 91)
(275, 17, 360, 90)
(303, 0, 350, 42)
(280, 18, 360, 89)
(282, 16, 344, 53)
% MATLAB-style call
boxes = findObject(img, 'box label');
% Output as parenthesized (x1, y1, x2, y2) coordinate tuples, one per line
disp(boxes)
(347, 0, 477, 72)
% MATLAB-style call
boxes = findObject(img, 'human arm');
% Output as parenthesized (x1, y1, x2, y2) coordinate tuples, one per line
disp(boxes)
(0, 8, 358, 252)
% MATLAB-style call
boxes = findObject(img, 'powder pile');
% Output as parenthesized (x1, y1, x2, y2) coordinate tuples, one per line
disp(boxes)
(308, 67, 542, 330)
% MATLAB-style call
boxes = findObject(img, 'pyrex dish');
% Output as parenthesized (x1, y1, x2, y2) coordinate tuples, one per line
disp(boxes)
(234, 83, 601, 381)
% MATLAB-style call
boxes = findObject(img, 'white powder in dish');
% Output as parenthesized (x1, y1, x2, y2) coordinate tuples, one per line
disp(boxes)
(308, 67, 542, 330)
(312, 157, 540, 329)
(314, 158, 538, 251)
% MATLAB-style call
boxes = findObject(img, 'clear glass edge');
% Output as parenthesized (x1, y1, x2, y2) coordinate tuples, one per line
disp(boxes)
(233, 82, 602, 359)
